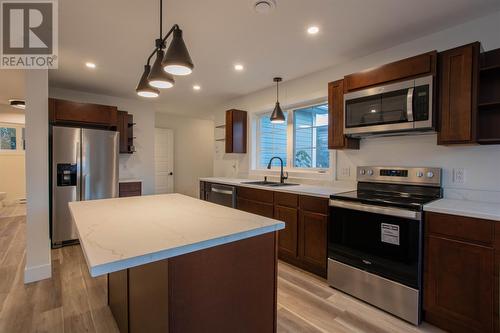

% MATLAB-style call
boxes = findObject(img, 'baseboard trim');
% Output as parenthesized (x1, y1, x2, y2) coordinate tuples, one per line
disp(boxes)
(24, 263, 52, 284)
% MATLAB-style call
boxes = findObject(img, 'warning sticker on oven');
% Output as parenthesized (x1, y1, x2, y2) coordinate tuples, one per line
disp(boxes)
(381, 223, 400, 245)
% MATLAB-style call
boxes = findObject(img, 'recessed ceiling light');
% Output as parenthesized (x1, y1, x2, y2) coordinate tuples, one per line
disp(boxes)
(193, 85, 201, 91)
(85, 62, 96, 69)
(307, 26, 319, 35)
(9, 99, 25, 109)
(234, 64, 244, 71)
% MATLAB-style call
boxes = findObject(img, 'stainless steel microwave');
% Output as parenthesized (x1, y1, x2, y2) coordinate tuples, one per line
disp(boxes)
(344, 75, 434, 137)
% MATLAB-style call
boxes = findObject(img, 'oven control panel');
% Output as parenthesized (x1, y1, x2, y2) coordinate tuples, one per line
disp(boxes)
(357, 166, 441, 186)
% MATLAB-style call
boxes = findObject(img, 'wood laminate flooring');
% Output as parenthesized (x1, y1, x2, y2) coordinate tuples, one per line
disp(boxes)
(0, 213, 444, 333)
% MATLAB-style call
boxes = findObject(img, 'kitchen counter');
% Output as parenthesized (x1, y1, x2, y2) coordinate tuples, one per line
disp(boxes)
(200, 177, 354, 198)
(118, 178, 142, 183)
(424, 198, 500, 221)
(69, 193, 284, 277)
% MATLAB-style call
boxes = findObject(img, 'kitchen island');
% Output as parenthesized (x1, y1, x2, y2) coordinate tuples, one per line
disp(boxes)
(69, 194, 285, 333)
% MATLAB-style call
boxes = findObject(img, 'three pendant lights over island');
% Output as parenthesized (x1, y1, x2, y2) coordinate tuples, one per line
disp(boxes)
(135, 0, 194, 98)
(136, 0, 286, 125)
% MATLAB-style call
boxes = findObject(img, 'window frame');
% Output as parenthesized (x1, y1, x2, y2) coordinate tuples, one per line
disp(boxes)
(252, 100, 333, 179)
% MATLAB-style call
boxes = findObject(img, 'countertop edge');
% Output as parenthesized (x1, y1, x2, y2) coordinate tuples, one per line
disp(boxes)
(88, 222, 285, 277)
(423, 205, 500, 222)
(199, 177, 352, 198)
(423, 199, 500, 222)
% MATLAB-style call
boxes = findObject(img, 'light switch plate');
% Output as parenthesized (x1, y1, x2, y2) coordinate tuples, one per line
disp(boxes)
(453, 168, 466, 184)
(340, 167, 351, 177)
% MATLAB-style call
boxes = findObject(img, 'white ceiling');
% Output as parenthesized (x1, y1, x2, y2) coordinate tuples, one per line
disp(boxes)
(49, 0, 500, 117)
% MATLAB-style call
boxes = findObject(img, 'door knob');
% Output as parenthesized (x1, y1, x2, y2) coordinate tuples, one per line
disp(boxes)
(169, 172, 173, 175)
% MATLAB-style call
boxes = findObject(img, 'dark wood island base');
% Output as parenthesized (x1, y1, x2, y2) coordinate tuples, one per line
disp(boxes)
(108, 232, 278, 333)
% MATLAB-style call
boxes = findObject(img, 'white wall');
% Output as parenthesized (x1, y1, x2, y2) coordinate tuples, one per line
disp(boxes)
(24, 70, 51, 283)
(155, 113, 214, 197)
(0, 104, 25, 124)
(0, 109, 26, 203)
(49, 88, 156, 195)
(211, 11, 500, 201)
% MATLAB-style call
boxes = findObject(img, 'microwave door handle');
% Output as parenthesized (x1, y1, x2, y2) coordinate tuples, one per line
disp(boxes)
(406, 87, 414, 122)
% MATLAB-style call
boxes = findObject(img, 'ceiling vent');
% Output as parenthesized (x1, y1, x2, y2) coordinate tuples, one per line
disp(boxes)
(252, 0, 276, 14)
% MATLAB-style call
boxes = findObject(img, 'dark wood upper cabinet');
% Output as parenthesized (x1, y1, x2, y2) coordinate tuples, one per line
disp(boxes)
(117, 111, 135, 154)
(225, 109, 247, 154)
(344, 51, 437, 92)
(424, 212, 495, 333)
(328, 79, 359, 150)
(49, 98, 117, 128)
(437, 42, 480, 145)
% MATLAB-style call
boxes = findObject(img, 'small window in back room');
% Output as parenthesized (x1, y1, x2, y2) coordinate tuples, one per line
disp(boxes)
(0, 127, 17, 150)
(257, 112, 288, 168)
(293, 104, 329, 169)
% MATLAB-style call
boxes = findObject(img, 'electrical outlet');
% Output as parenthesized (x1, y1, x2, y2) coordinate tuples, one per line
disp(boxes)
(453, 168, 466, 184)
(340, 167, 351, 177)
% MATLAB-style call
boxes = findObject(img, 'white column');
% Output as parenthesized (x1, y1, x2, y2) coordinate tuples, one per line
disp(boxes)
(24, 69, 51, 283)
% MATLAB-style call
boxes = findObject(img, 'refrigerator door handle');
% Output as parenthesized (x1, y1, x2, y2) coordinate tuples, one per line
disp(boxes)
(82, 174, 87, 200)
(76, 141, 81, 201)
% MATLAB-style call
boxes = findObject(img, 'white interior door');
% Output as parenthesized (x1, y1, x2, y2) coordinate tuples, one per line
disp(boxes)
(155, 128, 174, 194)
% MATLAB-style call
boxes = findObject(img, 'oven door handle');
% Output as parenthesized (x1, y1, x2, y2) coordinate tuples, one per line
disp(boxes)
(329, 199, 421, 220)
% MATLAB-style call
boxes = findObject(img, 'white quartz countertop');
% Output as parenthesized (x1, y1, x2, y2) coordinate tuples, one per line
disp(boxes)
(69, 194, 285, 277)
(118, 178, 142, 183)
(199, 177, 354, 198)
(424, 199, 500, 221)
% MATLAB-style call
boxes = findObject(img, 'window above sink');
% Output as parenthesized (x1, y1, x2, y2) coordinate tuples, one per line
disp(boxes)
(250, 101, 333, 181)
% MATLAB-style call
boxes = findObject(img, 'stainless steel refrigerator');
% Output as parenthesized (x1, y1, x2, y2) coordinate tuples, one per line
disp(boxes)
(51, 126, 119, 248)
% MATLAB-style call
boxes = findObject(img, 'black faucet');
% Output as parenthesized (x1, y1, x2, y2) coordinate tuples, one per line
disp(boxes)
(267, 157, 288, 184)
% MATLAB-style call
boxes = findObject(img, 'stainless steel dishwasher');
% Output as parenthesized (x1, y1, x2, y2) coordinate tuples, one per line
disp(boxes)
(205, 183, 237, 208)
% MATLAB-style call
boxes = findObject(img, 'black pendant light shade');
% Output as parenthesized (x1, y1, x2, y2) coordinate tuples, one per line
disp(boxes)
(148, 49, 175, 89)
(162, 28, 194, 76)
(136, 65, 160, 98)
(136, 0, 193, 97)
(270, 77, 285, 124)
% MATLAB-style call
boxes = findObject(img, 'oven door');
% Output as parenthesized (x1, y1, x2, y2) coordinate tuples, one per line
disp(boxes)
(328, 202, 422, 288)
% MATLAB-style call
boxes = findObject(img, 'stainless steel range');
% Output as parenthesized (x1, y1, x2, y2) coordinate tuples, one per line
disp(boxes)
(328, 166, 442, 325)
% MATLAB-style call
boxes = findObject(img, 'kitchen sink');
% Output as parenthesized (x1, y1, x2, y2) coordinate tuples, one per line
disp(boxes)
(241, 181, 299, 187)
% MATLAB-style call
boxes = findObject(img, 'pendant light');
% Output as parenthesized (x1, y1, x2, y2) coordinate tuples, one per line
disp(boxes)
(148, 48, 175, 89)
(162, 28, 194, 75)
(136, 65, 160, 98)
(136, 0, 194, 97)
(270, 77, 285, 124)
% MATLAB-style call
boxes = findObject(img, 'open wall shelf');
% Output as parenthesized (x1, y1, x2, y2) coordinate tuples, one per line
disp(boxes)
(478, 49, 500, 145)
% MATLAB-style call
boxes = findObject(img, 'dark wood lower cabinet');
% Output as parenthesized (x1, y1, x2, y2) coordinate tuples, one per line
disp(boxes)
(274, 205, 298, 259)
(211, 183, 330, 278)
(298, 211, 328, 277)
(108, 232, 278, 333)
(119, 182, 142, 198)
(237, 197, 274, 218)
(424, 212, 496, 333)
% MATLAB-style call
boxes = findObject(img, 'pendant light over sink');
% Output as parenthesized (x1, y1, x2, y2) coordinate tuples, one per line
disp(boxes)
(136, 0, 194, 97)
(270, 77, 285, 124)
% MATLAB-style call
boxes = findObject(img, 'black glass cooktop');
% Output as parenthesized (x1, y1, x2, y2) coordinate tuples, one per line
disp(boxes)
(330, 182, 442, 211)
